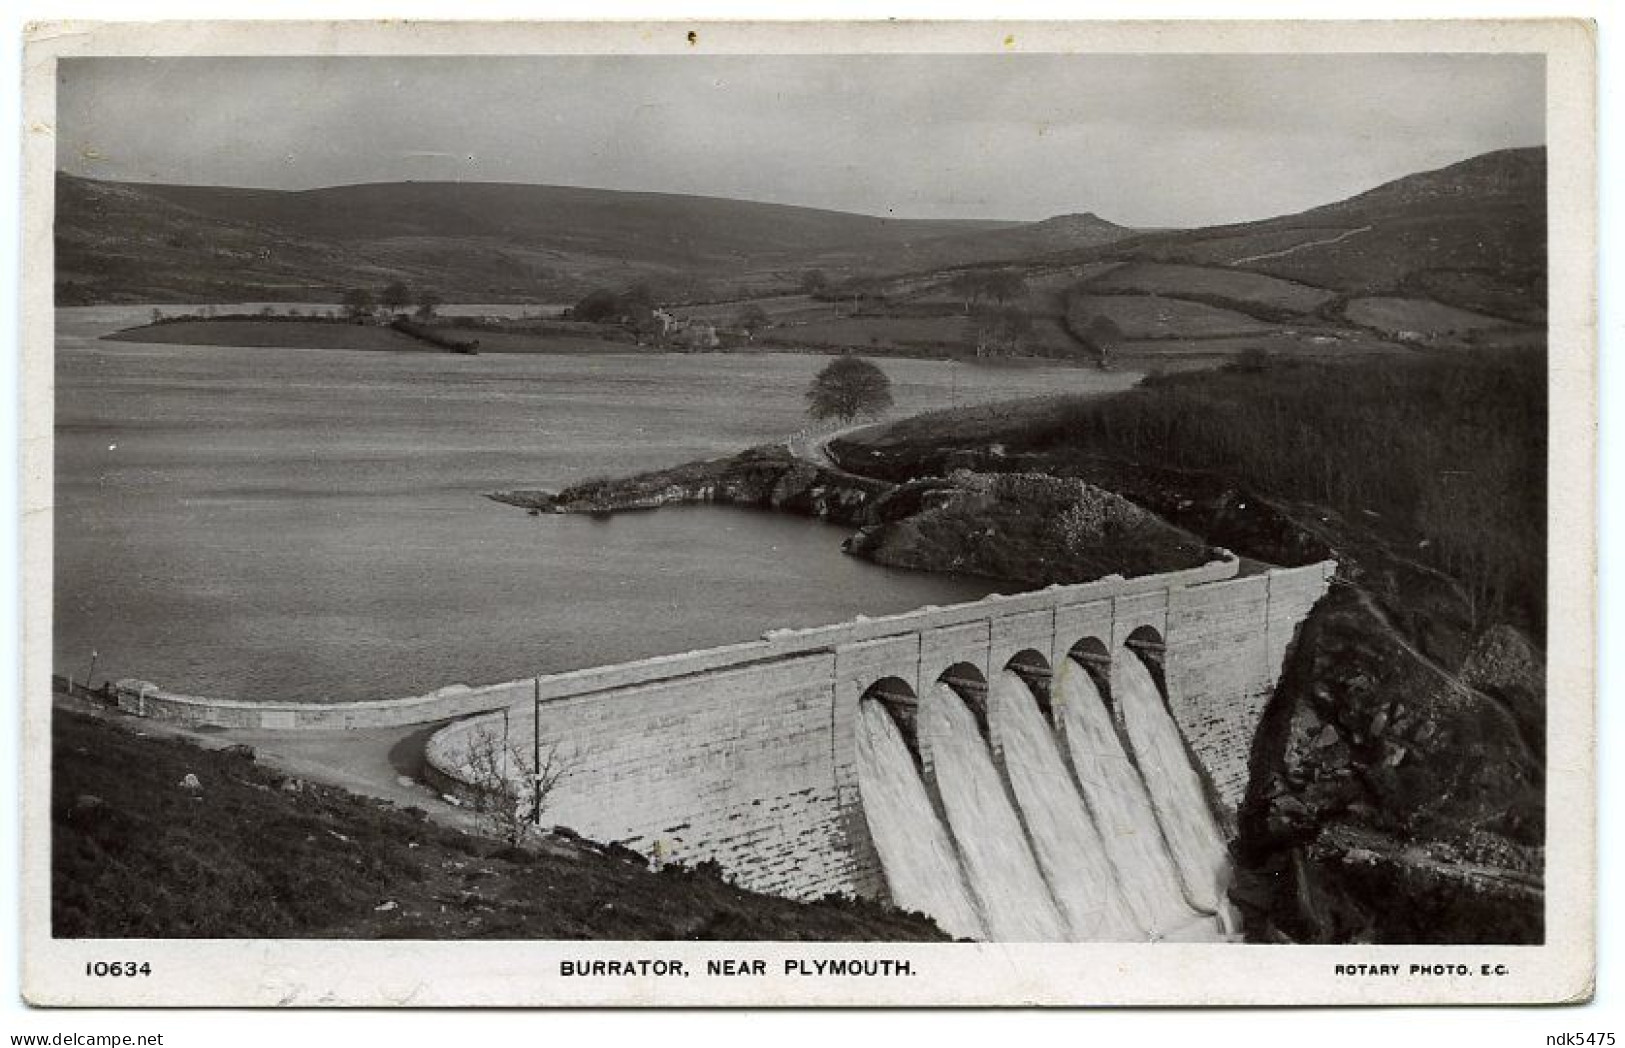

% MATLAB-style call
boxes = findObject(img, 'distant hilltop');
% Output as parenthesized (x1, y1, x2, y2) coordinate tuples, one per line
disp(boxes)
(54, 173, 1132, 306)
(55, 146, 1542, 315)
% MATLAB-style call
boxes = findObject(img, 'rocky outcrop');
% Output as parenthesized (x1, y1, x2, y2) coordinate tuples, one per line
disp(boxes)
(1460, 624, 1547, 760)
(1235, 585, 1543, 943)
(844, 469, 1215, 586)
(490, 445, 892, 526)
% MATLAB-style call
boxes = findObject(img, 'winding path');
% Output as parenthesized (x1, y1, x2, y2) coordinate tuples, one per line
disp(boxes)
(1228, 225, 1372, 266)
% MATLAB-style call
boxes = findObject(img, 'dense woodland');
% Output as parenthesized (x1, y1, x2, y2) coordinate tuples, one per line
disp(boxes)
(1024, 351, 1547, 634)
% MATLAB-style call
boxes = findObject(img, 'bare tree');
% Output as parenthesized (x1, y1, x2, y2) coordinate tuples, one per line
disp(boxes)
(460, 722, 573, 846)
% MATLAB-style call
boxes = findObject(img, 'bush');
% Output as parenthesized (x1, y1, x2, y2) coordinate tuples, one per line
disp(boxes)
(389, 318, 480, 353)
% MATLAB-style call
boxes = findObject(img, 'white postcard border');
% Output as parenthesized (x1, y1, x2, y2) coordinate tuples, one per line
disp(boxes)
(17, 17, 1597, 1007)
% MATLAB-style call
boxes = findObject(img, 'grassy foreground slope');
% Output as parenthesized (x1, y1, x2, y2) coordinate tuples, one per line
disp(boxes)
(53, 708, 950, 941)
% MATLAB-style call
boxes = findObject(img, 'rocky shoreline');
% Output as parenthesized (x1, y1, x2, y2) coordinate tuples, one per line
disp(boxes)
(490, 444, 1216, 586)
(489, 445, 890, 527)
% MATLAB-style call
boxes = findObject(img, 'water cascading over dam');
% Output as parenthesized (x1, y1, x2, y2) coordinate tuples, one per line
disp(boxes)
(853, 696, 986, 940)
(854, 645, 1232, 942)
(1114, 644, 1233, 917)
(920, 670, 1068, 941)
(989, 666, 1143, 941)
(1051, 659, 1202, 937)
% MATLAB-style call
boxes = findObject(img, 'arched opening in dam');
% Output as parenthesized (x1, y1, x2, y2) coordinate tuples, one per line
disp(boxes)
(853, 678, 985, 941)
(989, 651, 1144, 941)
(1114, 627, 1233, 919)
(1052, 637, 1207, 938)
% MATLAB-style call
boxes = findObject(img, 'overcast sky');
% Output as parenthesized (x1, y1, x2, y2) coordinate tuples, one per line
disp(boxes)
(56, 53, 1544, 227)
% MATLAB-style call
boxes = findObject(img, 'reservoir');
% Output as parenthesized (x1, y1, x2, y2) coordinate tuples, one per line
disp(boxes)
(53, 306, 1139, 703)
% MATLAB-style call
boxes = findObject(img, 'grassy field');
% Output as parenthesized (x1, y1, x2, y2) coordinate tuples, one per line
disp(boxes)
(765, 314, 969, 351)
(105, 319, 435, 352)
(678, 293, 834, 325)
(1240, 216, 1543, 304)
(104, 317, 653, 356)
(52, 706, 950, 941)
(1066, 294, 1278, 340)
(439, 326, 649, 354)
(1342, 296, 1514, 337)
(1116, 329, 1409, 360)
(1083, 262, 1336, 314)
(1131, 226, 1357, 269)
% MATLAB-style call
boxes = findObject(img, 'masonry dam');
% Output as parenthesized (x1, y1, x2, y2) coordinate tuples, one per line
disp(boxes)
(112, 554, 1333, 942)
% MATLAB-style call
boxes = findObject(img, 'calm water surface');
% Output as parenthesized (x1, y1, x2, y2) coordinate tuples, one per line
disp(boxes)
(54, 305, 1138, 702)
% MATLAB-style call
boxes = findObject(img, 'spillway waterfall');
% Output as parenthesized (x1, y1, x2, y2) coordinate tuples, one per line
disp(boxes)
(855, 648, 1233, 942)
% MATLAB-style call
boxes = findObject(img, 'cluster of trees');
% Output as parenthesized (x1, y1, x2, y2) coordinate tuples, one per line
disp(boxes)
(570, 285, 777, 343)
(341, 282, 443, 321)
(1063, 288, 1125, 366)
(947, 269, 1028, 313)
(572, 283, 657, 325)
(800, 269, 889, 309)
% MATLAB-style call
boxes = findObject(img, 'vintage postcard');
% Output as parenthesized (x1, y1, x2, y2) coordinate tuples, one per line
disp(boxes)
(17, 18, 1596, 1007)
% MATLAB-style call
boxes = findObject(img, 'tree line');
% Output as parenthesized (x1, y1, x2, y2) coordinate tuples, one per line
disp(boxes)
(1034, 351, 1548, 632)
(341, 282, 443, 320)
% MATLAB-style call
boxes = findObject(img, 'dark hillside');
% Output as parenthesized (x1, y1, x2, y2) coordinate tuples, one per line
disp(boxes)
(1083, 149, 1547, 322)
(55, 173, 1039, 305)
(131, 179, 1016, 261)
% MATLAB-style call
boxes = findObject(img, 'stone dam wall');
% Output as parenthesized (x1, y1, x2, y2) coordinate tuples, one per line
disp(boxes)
(415, 557, 1335, 903)
(108, 557, 1334, 908)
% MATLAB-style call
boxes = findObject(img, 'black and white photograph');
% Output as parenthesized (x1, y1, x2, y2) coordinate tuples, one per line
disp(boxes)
(15, 18, 1597, 1008)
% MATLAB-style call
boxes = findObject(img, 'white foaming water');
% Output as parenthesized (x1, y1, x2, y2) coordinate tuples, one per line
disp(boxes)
(1051, 662, 1202, 937)
(921, 682, 1068, 942)
(989, 670, 1146, 941)
(854, 701, 986, 940)
(1113, 654, 1231, 914)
